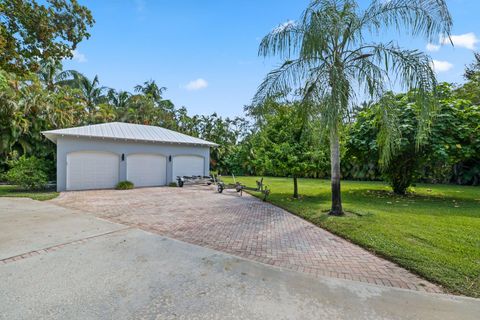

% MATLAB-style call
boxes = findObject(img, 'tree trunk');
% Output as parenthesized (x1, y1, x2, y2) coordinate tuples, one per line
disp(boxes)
(293, 175, 298, 199)
(329, 131, 343, 215)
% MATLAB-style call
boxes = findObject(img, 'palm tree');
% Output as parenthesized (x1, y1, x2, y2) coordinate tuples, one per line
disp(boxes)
(134, 80, 166, 101)
(56, 70, 107, 109)
(107, 89, 131, 109)
(135, 80, 175, 111)
(254, 0, 452, 215)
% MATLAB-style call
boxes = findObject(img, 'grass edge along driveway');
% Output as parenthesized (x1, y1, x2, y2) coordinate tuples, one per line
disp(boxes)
(0, 185, 59, 201)
(222, 176, 480, 298)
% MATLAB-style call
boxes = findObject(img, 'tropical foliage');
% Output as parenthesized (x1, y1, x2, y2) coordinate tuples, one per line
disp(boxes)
(4, 155, 49, 190)
(245, 100, 328, 198)
(0, 0, 94, 75)
(346, 83, 480, 192)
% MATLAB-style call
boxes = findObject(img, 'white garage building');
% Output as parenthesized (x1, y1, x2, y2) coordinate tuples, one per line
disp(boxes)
(42, 122, 217, 191)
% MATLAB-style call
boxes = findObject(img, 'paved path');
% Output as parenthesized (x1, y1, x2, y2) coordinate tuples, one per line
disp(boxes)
(2, 197, 479, 319)
(52, 186, 441, 293)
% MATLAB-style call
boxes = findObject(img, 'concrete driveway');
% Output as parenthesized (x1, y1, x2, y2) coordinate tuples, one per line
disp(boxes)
(52, 186, 439, 293)
(1, 196, 479, 320)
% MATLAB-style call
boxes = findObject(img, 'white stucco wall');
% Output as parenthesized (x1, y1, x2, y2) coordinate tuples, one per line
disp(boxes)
(56, 136, 211, 191)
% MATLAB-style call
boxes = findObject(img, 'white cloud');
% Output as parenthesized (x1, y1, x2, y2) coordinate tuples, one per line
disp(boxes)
(273, 20, 296, 34)
(71, 49, 87, 63)
(426, 43, 440, 52)
(441, 32, 479, 50)
(430, 60, 453, 73)
(185, 78, 208, 91)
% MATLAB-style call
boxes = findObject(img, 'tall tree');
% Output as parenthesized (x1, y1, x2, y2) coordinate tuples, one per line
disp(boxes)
(247, 101, 324, 198)
(254, 0, 452, 215)
(0, 0, 94, 75)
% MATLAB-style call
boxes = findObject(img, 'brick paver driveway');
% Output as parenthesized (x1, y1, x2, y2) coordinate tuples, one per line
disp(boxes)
(52, 186, 441, 293)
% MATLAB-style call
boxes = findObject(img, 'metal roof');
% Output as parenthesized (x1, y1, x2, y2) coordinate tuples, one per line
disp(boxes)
(42, 122, 218, 147)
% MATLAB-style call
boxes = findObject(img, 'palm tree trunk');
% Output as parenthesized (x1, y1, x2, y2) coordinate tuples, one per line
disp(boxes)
(329, 131, 343, 215)
(293, 175, 299, 199)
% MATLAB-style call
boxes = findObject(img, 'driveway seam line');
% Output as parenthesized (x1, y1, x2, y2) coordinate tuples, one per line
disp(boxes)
(0, 227, 132, 265)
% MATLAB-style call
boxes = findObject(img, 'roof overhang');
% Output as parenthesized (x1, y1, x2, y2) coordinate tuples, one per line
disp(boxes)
(41, 131, 219, 147)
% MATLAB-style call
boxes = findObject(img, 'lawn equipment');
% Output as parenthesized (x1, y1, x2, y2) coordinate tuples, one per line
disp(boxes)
(216, 175, 270, 201)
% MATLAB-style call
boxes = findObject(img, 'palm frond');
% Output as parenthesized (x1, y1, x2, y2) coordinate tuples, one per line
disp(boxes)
(55, 70, 88, 88)
(374, 94, 402, 166)
(360, 0, 452, 43)
(253, 58, 319, 105)
(364, 43, 437, 156)
(258, 20, 304, 59)
(346, 54, 386, 99)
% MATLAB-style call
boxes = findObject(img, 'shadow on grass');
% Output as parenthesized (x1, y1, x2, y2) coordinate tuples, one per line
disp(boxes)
(255, 187, 480, 220)
(261, 192, 372, 222)
(350, 188, 472, 201)
(345, 189, 480, 217)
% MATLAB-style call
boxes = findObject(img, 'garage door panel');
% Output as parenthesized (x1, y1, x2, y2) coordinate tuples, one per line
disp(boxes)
(172, 155, 205, 178)
(67, 151, 119, 191)
(127, 154, 166, 187)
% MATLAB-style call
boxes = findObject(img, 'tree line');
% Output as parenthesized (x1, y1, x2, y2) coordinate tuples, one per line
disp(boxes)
(1, 57, 478, 191)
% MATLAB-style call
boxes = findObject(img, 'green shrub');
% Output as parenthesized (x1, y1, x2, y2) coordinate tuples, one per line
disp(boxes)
(168, 182, 178, 187)
(116, 181, 134, 190)
(382, 158, 418, 195)
(5, 156, 48, 190)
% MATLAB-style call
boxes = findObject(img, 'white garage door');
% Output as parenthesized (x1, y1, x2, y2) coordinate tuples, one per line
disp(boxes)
(127, 154, 167, 187)
(67, 151, 119, 191)
(172, 155, 205, 178)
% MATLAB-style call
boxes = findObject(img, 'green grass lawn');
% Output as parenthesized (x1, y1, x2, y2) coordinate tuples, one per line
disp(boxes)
(0, 185, 59, 201)
(222, 176, 480, 297)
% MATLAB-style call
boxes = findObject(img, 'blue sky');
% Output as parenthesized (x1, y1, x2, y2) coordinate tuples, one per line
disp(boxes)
(64, 0, 480, 118)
